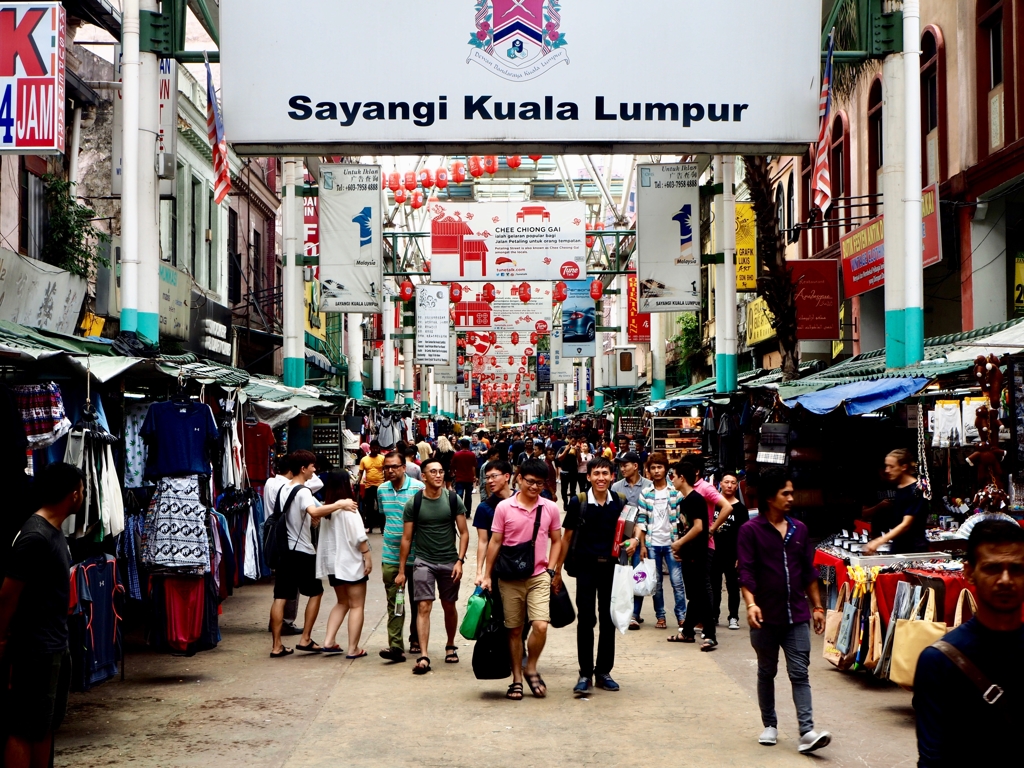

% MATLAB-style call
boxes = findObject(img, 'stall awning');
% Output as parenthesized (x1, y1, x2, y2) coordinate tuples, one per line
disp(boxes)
(781, 378, 931, 416)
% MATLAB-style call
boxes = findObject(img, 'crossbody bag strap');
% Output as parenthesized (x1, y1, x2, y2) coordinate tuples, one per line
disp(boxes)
(283, 486, 304, 552)
(529, 504, 543, 545)
(932, 640, 1005, 704)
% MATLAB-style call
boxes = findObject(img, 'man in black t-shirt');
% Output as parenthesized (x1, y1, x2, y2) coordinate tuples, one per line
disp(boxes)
(0, 463, 84, 768)
(712, 473, 751, 630)
(670, 462, 717, 648)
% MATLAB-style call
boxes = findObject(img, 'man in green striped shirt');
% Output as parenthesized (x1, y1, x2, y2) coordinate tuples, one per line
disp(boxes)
(378, 451, 424, 662)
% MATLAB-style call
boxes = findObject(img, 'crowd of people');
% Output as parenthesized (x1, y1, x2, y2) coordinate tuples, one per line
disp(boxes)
(0, 427, 1018, 766)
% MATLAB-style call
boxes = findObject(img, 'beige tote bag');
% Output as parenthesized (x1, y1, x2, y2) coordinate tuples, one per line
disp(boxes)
(889, 588, 947, 690)
(822, 582, 849, 667)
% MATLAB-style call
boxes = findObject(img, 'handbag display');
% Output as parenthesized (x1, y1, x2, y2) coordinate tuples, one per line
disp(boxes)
(862, 589, 883, 671)
(889, 588, 948, 690)
(823, 582, 859, 669)
(549, 583, 576, 628)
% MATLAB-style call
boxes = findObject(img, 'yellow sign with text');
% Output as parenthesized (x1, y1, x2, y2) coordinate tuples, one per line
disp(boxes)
(1016, 253, 1024, 317)
(736, 202, 758, 291)
(832, 304, 845, 358)
(746, 296, 776, 346)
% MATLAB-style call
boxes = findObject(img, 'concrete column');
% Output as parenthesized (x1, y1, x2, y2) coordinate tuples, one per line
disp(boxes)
(119, 0, 140, 334)
(651, 311, 666, 401)
(882, 54, 907, 368)
(137, 0, 160, 344)
(347, 314, 363, 399)
(429, 370, 437, 415)
(282, 159, 304, 387)
(403, 338, 415, 405)
(903, 0, 924, 364)
(715, 156, 738, 393)
(383, 298, 395, 402)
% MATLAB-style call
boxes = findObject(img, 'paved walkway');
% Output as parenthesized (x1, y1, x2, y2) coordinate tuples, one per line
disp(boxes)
(57, 500, 917, 767)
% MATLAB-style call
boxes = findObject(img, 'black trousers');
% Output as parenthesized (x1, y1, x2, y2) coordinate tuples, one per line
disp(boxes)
(681, 550, 716, 642)
(710, 539, 741, 622)
(574, 561, 616, 678)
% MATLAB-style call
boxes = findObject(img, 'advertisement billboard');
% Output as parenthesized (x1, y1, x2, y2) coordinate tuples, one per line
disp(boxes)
(451, 281, 552, 333)
(635, 163, 702, 312)
(790, 259, 840, 340)
(430, 201, 586, 283)
(221, 0, 820, 154)
(0, 3, 65, 154)
(735, 202, 758, 292)
(561, 278, 597, 357)
(318, 164, 383, 312)
(627, 274, 651, 343)
(415, 285, 450, 364)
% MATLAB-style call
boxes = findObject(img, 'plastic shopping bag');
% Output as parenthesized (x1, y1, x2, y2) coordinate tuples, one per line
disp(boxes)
(610, 563, 635, 634)
(631, 558, 659, 597)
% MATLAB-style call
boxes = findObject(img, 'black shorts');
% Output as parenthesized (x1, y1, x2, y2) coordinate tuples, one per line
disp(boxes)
(273, 551, 324, 599)
(2, 649, 71, 742)
(328, 574, 369, 587)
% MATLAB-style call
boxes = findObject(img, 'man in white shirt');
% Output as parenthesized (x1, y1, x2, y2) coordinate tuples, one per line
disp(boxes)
(269, 450, 352, 658)
(264, 459, 302, 637)
(636, 453, 688, 630)
(611, 452, 652, 630)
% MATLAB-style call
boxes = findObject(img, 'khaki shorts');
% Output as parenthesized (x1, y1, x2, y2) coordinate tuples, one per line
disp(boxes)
(498, 571, 551, 628)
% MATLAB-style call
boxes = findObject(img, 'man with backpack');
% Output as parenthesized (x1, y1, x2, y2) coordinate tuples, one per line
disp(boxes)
(554, 457, 638, 696)
(480, 458, 563, 701)
(396, 457, 470, 675)
(268, 450, 356, 658)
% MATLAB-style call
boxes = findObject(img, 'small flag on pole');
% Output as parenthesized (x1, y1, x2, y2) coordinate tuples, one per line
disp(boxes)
(812, 31, 835, 214)
(205, 56, 232, 205)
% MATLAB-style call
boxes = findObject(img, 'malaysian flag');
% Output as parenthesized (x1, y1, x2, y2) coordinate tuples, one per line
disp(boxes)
(812, 31, 835, 214)
(205, 58, 231, 204)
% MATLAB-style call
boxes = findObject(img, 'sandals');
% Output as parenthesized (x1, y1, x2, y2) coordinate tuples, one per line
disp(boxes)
(410, 642, 422, 655)
(628, 618, 640, 631)
(700, 639, 718, 652)
(445, 645, 459, 664)
(295, 642, 323, 653)
(346, 650, 368, 659)
(270, 647, 294, 658)
(506, 682, 524, 701)
(413, 656, 431, 674)
(379, 647, 407, 662)
(525, 673, 547, 698)
(655, 618, 667, 629)
(321, 645, 344, 655)
(667, 633, 695, 643)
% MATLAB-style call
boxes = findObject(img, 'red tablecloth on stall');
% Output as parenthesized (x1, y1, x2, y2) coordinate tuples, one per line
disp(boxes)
(873, 569, 976, 625)
(813, 550, 852, 593)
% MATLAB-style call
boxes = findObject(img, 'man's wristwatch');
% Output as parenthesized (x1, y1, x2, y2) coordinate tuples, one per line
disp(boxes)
(458, 556, 466, 564)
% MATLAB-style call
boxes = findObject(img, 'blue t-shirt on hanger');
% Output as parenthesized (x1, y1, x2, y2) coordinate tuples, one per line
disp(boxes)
(141, 400, 219, 478)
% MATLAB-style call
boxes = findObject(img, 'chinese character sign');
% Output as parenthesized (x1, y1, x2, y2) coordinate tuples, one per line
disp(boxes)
(627, 274, 650, 343)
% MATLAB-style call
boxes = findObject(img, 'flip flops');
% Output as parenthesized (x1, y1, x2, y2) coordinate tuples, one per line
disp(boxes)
(270, 647, 294, 658)
(346, 650, 368, 659)
(296, 642, 323, 653)
(321, 645, 344, 655)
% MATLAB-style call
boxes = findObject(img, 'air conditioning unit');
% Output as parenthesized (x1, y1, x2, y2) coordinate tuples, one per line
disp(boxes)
(157, 152, 176, 179)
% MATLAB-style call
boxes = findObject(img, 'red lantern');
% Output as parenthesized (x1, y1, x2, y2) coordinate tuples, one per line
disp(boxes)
(530, 332, 538, 345)
(553, 281, 568, 303)
(518, 282, 532, 303)
(451, 161, 466, 184)
(469, 156, 484, 178)
(449, 283, 463, 303)
(590, 280, 604, 301)
(458, 355, 465, 367)
(388, 172, 401, 192)
(393, 187, 407, 204)
(529, 154, 543, 163)
(399, 279, 415, 302)
(435, 167, 449, 189)
(490, 355, 497, 366)
(403, 171, 418, 191)
(483, 155, 498, 175)
(410, 190, 424, 209)
(511, 331, 520, 346)
(418, 168, 435, 189)
(423, 259, 431, 273)
(586, 233, 596, 249)
(506, 154, 522, 169)
(481, 283, 496, 303)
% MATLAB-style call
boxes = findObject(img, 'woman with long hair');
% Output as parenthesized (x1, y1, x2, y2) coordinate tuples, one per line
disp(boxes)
(863, 449, 929, 554)
(313, 471, 371, 658)
(435, 435, 456, 489)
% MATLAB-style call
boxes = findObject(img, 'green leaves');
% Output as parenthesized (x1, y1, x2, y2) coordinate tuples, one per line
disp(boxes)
(41, 174, 110, 278)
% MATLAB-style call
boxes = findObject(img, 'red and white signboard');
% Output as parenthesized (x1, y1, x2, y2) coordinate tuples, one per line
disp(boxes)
(627, 274, 651, 343)
(451, 281, 552, 333)
(790, 259, 840, 340)
(839, 183, 942, 298)
(429, 200, 586, 282)
(0, 3, 65, 154)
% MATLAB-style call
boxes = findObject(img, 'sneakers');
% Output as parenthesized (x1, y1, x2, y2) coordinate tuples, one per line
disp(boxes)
(573, 676, 592, 696)
(758, 727, 778, 746)
(798, 730, 832, 754)
(728, 618, 740, 630)
(595, 674, 620, 691)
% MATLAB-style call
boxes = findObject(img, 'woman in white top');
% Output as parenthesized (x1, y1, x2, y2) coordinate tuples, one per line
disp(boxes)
(313, 472, 371, 658)
(576, 442, 595, 493)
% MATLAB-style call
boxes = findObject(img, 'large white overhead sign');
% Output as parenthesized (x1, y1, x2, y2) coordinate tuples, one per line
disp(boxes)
(221, 0, 820, 154)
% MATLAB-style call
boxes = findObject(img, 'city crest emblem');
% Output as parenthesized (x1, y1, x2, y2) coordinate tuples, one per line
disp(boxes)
(467, 0, 569, 81)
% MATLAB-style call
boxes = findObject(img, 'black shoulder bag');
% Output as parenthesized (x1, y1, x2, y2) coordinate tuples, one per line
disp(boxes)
(494, 504, 544, 581)
(263, 485, 304, 570)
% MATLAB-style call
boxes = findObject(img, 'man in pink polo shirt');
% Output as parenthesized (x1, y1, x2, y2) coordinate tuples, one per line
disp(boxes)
(691, 475, 733, 635)
(482, 457, 563, 701)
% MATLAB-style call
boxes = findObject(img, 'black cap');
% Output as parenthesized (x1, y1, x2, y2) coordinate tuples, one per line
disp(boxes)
(616, 451, 641, 464)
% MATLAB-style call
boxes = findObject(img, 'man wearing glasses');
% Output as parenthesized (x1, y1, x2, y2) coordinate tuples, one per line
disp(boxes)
(481, 458, 562, 700)
(473, 461, 515, 584)
(377, 451, 424, 662)
(396, 457, 470, 674)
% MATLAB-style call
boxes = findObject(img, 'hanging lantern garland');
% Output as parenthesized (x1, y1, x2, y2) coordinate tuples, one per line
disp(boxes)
(399, 279, 415, 302)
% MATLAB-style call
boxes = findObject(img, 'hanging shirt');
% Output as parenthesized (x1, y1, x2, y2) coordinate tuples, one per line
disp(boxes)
(141, 401, 220, 478)
(124, 401, 151, 488)
(242, 420, 275, 482)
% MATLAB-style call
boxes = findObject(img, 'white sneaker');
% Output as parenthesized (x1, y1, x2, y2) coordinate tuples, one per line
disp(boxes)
(797, 730, 832, 754)
(728, 618, 740, 630)
(759, 727, 778, 746)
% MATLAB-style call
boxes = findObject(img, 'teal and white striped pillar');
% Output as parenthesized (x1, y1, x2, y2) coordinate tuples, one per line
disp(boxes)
(347, 313, 363, 399)
(714, 156, 738, 393)
(282, 158, 305, 388)
(882, 54, 907, 369)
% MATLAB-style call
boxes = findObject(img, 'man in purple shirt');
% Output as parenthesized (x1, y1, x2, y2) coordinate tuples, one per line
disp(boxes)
(738, 469, 831, 755)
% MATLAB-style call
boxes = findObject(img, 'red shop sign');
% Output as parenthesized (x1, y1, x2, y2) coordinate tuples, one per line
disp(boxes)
(627, 274, 651, 343)
(790, 259, 840, 340)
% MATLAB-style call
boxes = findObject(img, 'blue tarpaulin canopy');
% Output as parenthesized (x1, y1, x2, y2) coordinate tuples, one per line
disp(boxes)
(781, 377, 931, 416)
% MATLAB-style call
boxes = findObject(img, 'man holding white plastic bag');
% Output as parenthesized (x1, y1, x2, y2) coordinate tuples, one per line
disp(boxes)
(555, 457, 635, 697)
(610, 452, 652, 630)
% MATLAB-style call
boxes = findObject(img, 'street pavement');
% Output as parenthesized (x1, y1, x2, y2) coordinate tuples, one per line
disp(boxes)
(57, 492, 917, 767)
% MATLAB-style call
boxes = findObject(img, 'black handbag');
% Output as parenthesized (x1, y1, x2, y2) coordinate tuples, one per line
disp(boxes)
(472, 613, 512, 680)
(549, 583, 576, 628)
(494, 505, 543, 581)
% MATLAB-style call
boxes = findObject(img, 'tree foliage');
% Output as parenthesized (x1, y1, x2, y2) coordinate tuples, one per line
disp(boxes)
(42, 174, 109, 278)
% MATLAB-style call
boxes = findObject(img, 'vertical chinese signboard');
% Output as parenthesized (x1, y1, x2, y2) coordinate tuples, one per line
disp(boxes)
(0, 3, 65, 154)
(626, 274, 651, 343)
